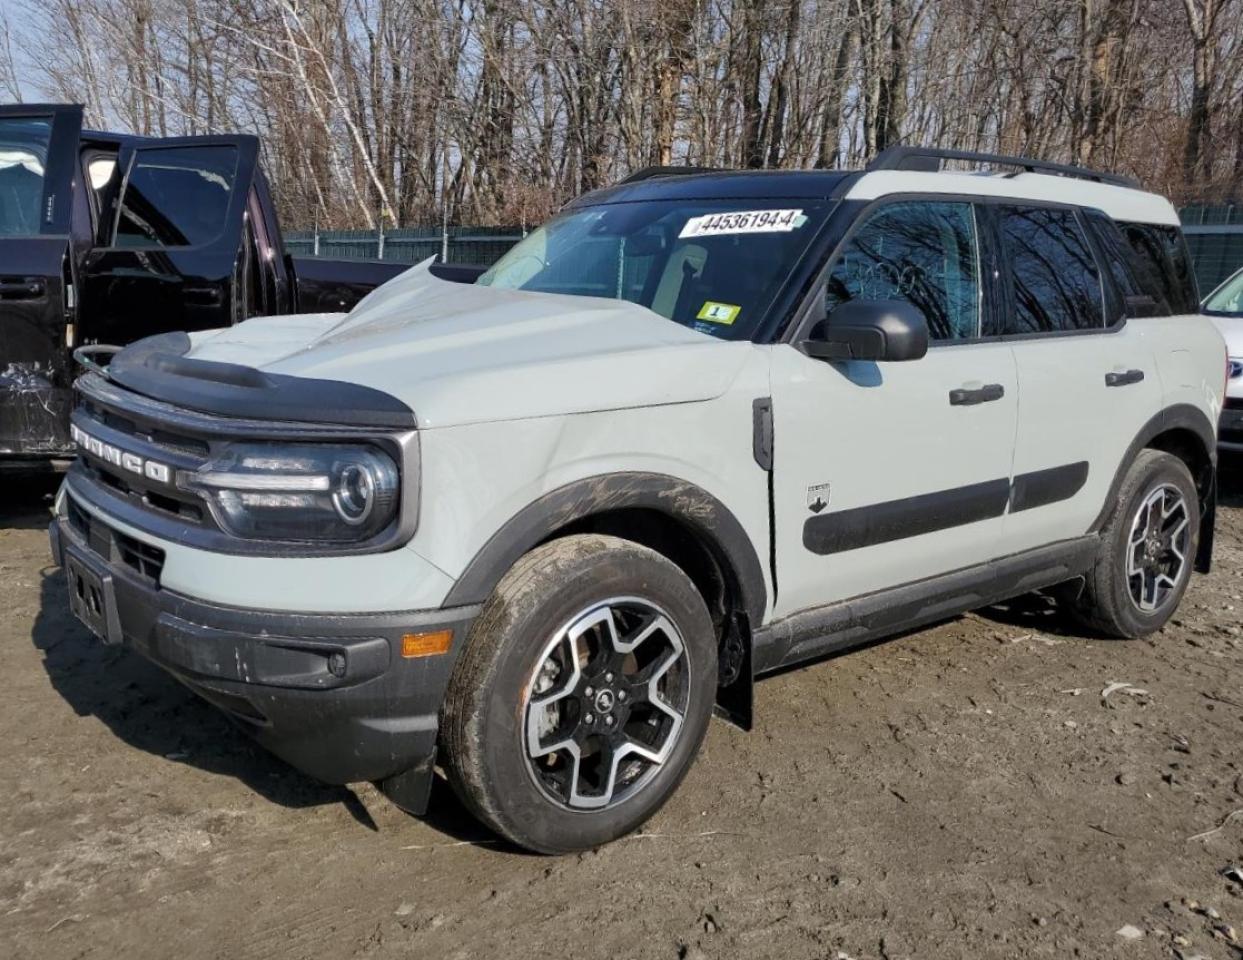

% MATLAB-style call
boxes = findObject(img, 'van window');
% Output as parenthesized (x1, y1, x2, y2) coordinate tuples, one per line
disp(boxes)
(114, 145, 238, 248)
(1117, 222, 1199, 315)
(0, 116, 51, 237)
(994, 206, 1104, 334)
(823, 200, 982, 341)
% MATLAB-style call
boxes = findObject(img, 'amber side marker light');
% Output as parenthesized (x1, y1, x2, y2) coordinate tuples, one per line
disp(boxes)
(401, 630, 453, 658)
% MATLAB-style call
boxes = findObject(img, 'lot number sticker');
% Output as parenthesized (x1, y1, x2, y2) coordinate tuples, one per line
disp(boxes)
(697, 301, 741, 325)
(680, 208, 804, 239)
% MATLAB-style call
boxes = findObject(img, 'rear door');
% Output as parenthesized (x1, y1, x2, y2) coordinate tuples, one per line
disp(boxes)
(0, 103, 82, 458)
(79, 135, 258, 344)
(994, 204, 1164, 554)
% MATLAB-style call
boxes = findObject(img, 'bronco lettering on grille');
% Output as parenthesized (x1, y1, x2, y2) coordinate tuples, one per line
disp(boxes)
(70, 423, 172, 484)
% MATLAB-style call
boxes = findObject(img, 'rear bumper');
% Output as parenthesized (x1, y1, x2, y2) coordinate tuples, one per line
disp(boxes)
(50, 503, 477, 814)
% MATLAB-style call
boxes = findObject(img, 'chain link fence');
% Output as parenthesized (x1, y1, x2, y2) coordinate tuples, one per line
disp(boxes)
(284, 226, 527, 266)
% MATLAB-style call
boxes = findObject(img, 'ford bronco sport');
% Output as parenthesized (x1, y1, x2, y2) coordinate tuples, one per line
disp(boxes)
(49, 147, 1224, 853)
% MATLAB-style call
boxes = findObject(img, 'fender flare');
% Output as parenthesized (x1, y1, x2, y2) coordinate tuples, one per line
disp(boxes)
(441, 472, 768, 626)
(1089, 403, 1217, 571)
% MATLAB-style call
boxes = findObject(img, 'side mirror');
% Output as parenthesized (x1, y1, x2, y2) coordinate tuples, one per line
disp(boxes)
(800, 299, 929, 362)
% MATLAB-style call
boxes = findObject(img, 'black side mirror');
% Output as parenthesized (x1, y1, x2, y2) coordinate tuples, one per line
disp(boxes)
(800, 300, 929, 362)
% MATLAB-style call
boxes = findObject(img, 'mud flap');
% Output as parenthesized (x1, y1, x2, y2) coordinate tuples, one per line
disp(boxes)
(713, 613, 753, 731)
(375, 747, 438, 816)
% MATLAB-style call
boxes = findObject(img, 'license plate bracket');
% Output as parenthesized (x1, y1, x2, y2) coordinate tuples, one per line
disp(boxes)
(65, 548, 123, 645)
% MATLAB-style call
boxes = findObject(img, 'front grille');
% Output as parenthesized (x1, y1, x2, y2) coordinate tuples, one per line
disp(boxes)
(67, 496, 166, 585)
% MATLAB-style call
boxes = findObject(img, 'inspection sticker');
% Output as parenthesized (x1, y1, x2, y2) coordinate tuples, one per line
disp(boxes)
(697, 301, 741, 325)
(679, 208, 804, 239)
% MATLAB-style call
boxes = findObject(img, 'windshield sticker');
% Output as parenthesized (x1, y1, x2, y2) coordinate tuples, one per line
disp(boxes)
(679, 209, 804, 239)
(697, 301, 741, 325)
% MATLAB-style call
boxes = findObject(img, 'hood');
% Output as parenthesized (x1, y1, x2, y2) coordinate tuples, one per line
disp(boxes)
(186, 260, 753, 429)
(1209, 314, 1243, 359)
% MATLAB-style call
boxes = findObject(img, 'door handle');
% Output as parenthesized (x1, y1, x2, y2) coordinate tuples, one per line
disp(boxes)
(1105, 369, 1145, 387)
(949, 383, 1005, 406)
(0, 278, 46, 300)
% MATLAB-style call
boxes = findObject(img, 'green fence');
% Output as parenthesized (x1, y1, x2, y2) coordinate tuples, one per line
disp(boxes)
(284, 226, 526, 266)
(1180, 204, 1243, 296)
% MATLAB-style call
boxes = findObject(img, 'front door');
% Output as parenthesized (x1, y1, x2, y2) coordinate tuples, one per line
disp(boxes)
(0, 103, 83, 458)
(771, 198, 1019, 619)
(79, 135, 259, 344)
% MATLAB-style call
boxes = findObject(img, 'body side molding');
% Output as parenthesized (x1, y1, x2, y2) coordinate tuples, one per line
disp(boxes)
(441, 472, 768, 627)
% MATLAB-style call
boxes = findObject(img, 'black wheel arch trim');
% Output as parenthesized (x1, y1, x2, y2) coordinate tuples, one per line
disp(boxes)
(441, 472, 768, 627)
(1089, 403, 1217, 572)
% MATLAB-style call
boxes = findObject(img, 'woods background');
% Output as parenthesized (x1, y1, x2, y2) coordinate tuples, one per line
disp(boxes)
(1, 0, 1241, 230)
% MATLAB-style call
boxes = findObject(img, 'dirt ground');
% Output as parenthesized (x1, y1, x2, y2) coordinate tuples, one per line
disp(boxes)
(5, 470, 1243, 960)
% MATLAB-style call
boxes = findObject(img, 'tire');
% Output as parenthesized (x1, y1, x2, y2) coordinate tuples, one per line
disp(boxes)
(440, 533, 717, 853)
(1070, 449, 1199, 638)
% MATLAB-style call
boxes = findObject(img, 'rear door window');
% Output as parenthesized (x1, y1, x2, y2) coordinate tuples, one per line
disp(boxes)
(823, 200, 982, 341)
(114, 145, 239, 248)
(0, 116, 52, 237)
(1116, 221, 1199, 315)
(993, 206, 1104, 334)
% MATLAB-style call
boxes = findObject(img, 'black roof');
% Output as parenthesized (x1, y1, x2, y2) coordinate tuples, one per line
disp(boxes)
(567, 169, 856, 207)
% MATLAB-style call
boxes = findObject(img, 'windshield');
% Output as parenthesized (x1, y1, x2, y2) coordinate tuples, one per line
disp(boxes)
(477, 199, 830, 340)
(0, 116, 51, 237)
(1206, 269, 1243, 316)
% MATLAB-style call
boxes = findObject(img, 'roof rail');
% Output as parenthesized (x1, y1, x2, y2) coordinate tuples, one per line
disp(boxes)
(866, 146, 1139, 189)
(620, 165, 723, 184)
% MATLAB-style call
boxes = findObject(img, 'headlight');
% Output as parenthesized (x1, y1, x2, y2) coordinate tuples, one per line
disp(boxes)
(182, 443, 400, 543)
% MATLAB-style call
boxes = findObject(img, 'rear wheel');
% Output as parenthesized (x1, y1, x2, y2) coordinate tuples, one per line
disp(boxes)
(1070, 449, 1198, 638)
(440, 534, 717, 853)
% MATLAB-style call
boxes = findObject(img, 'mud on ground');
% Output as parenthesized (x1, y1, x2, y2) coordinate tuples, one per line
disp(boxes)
(5, 468, 1243, 960)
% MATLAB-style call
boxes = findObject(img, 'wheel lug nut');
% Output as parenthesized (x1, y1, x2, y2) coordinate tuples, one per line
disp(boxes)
(584, 685, 594, 697)
(605, 672, 614, 683)
(604, 716, 614, 727)
(617, 690, 627, 701)
(584, 713, 594, 724)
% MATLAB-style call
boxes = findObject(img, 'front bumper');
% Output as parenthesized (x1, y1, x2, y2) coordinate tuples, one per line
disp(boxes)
(50, 499, 478, 815)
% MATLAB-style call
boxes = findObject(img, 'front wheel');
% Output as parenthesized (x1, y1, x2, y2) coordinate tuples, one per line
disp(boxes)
(1070, 449, 1199, 638)
(440, 534, 717, 853)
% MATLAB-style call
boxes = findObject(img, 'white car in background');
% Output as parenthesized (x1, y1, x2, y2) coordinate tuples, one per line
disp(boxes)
(1204, 267, 1243, 451)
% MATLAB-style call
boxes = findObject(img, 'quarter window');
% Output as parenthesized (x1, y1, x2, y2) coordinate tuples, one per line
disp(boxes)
(824, 200, 982, 341)
(1117, 221, 1199, 315)
(995, 206, 1104, 334)
(114, 145, 238, 248)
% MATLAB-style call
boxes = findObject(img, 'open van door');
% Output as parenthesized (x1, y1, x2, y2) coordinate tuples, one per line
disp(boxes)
(79, 135, 259, 344)
(0, 103, 82, 461)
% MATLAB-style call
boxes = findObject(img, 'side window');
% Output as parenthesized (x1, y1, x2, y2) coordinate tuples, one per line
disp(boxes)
(114, 145, 238, 248)
(824, 200, 981, 341)
(994, 206, 1104, 334)
(1117, 221, 1200, 315)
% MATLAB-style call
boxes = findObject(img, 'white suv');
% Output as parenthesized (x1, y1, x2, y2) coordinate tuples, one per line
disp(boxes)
(50, 147, 1225, 853)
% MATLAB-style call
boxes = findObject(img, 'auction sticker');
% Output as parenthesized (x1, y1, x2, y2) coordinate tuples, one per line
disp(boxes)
(697, 301, 741, 325)
(679, 208, 803, 239)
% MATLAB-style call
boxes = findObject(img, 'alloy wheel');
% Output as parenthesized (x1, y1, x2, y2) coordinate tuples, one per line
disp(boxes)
(522, 597, 691, 810)
(1125, 483, 1190, 613)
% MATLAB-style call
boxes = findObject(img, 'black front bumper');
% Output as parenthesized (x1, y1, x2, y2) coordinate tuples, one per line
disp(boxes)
(50, 504, 477, 815)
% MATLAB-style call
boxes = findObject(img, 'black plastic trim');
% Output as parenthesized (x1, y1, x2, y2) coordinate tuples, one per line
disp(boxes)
(804, 462, 1093, 555)
(107, 332, 417, 429)
(1009, 461, 1089, 513)
(442, 472, 768, 627)
(754, 536, 1098, 674)
(804, 477, 1011, 555)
